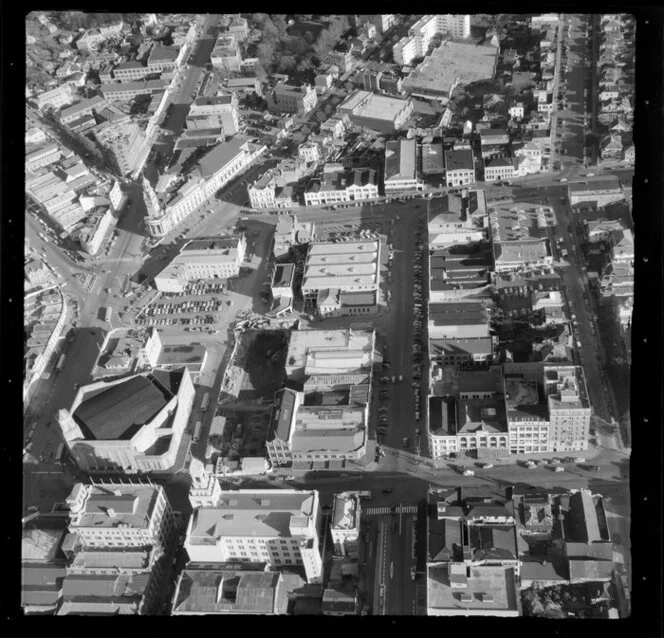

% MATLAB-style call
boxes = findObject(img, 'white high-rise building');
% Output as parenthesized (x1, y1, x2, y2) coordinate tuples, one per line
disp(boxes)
(394, 14, 471, 65)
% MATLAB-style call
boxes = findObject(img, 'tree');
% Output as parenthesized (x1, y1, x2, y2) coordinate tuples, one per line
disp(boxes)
(276, 55, 297, 73)
(257, 41, 275, 67)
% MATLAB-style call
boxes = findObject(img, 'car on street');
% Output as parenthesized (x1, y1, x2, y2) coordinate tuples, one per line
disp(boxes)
(463, 469, 475, 476)
(382, 488, 393, 494)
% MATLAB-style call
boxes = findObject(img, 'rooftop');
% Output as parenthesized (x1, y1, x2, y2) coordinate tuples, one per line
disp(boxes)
(173, 569, 282, 614)
(385, 139, 416, 181)
(404, 40, 498, 96)
(504, 375, 548, 422)
(340, 90, 410, 122)
(427, 565, 519, 615)
(272, 263, 295, 289)
(72, 374, 173, 440)
(188, 490, 317, 541)
(428, 302, 489, 326)
(445, 148, 474, 172)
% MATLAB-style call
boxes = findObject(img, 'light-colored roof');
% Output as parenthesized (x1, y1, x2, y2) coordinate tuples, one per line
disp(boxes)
(188, 490, 317, 540)
(385, 139, 416, 181)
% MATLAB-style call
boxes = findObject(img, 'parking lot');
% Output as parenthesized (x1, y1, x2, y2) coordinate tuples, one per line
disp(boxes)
(135, 281, 231, 333)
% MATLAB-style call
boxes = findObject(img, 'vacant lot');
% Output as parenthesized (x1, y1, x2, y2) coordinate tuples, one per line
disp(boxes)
(214, 410, 271, 460)
(233, 329, 289, 398)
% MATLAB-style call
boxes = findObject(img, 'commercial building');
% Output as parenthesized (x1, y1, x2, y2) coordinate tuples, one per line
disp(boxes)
(76, 206, 115, 255)
(323, 46, 354, 74)
(567, 177, 624, 207)
(301, 239, 381, 306)
(154, 235, 247, 293)
(427, 195, 486, 249)
(428, 301, 490, 340)
(92, 120, 148, 176)
(267, 329, 374, 466)
(56, 368, 195, 474)
(143, 138, 264, 237)
(384, 139, 422, 193)
(402, 40, 498, 100)
(184, 489, 324, 584)
(444, 149, 475, 187)
(172, 567, 289, 615)
(211, 35, 242, 72)
(112, 61, 153, 82)
(266, 83, 318, 116)
(337, 90, 413, 133)
(100, 79, 169, 102)
(484, 157, 515, 182)
(227, 16, 250, 42)
(187, 94, 240, 136)
(225, 76, 263, 96)
(504, 374, 550, 454)
(304, 164, 378, 207)
(330, 492, 361, 558)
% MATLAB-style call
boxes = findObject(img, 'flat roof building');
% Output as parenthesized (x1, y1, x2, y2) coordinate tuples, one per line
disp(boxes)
(301, 239, 381, 302)
(185, 489, 323, 584)
(403, 40, 498, 100)
(337, 90, 413, 133)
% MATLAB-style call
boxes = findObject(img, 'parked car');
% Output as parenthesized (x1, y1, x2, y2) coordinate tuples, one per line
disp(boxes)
(463, 469, 475, 476)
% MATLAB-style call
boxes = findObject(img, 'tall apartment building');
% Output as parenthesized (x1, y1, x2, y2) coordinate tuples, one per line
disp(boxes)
(544, 366, 591, 452)
(92, 121, 148, 176)
(394, 14, 471, 65)
(266, 84, 318, 116)
(185, 490, 324, 584)
(186, 94, 240, 136)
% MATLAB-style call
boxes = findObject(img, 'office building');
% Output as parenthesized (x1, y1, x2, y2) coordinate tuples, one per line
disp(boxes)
(567, 177, 624, 207)
(504, 374, 550, 454)
(187, 94, 240, 136)
(100, 79, 169, 101)
(227, 16, 250, 42)
(59, 96, 107, 125)
(112, 61, 153, 82)
(304, 164, 378, 207)
(267, 83, 318, 116)
(154, 235, 247, 292)
(56, 368, 195, 474)
(545, 366, 591, 452)
(384, 139, 422, 193)
(147, 45, 179, 73)
(184, 489, 324, 584)
(428, 195, 486, 248)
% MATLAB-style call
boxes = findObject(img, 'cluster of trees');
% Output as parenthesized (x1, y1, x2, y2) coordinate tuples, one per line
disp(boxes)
(47, 12, 139, 32)
(247, 14, 350, 77)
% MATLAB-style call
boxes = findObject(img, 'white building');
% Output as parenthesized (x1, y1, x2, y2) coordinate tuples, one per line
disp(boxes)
(187, 94, 240, 136)
(266, 83, 318, 116)
(304, 164, 378, 206)
(184, 490, 324, 584)
(35, 84, 75, 112)
(144, 138, 265, 237)
(247, 172, 277, 209)
(394, 14, 471, 65)
(77, 206, 115, 255)
(330, 492, 361, 557)
(64, 481, 174, 552)
(545, 366, 591, 452)
(298, 142, 321, 164)
(484, 157, 515, 182)
(384, 139, 422, 193)
(301, 239, 381, 301)
(154, 235, 247, 293)
(509, 103, 525, 119)
(56, 368, 195, 474)
(25, 143, 61, 172)
(444, 149, 475, 187)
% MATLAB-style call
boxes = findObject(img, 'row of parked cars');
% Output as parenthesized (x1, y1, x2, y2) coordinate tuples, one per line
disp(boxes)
(411, 217, 427, 424)
(146, 300, 224, 316)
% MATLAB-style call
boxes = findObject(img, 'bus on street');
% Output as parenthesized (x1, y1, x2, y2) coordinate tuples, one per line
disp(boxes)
(201, 393, 210, 411)
(193, 421, 202, 442)
(56, 354, 66, 371)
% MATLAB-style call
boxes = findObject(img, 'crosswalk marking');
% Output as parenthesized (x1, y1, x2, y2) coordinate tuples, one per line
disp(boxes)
(364, 505, 418, 516)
